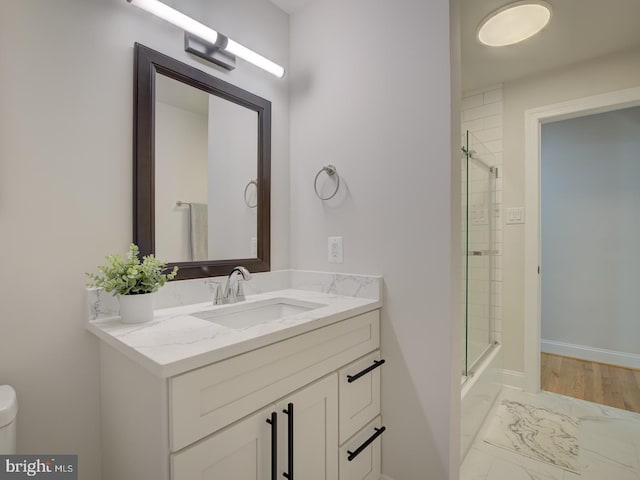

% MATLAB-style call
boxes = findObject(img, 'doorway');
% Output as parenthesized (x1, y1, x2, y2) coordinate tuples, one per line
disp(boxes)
(522, 87, 640, 399)
(537, 107, 640, 412)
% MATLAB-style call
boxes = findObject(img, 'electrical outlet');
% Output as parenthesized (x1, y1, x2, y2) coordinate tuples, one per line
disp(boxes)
(328, 236, 343, 263)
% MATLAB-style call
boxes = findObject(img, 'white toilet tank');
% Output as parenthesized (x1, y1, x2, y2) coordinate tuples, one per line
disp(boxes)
(0, 385, 17, 454)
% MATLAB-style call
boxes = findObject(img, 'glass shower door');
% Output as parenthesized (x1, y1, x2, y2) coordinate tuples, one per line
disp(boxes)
(463, 131, 497, 376)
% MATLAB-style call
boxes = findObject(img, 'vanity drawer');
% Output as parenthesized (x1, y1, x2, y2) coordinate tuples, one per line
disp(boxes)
(169, 310, 380, 451)
(339, 416, 383, 480)
(339, 351, 382, 443)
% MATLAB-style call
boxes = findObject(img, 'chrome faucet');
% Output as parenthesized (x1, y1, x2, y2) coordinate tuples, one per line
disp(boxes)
(223, 266, 252, 303)
(206, 266, 252, 305)
(205, 266, 251, 305)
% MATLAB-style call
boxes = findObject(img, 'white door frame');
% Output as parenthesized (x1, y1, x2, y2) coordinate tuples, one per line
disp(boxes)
(523, 86, 640, 393)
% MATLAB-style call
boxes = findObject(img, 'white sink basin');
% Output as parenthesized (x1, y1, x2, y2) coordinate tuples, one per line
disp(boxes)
(192, 298, 327, 329)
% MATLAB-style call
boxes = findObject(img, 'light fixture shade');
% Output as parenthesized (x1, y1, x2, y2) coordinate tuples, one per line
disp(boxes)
(226, 39, 285, 79)
(128, 0, 219, 45)
(478, 1, 552, 47)
(127, 0, 285, 78)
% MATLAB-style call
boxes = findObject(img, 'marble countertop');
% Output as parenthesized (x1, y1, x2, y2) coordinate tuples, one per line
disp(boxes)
(87, 288, 381, 378)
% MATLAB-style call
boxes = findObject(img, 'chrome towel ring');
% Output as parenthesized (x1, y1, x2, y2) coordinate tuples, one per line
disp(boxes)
(244, 179, 258, 208)
(314, 165, 340, 200)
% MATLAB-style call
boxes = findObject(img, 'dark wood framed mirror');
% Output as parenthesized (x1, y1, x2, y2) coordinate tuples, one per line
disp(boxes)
(133, 43, 271, 280)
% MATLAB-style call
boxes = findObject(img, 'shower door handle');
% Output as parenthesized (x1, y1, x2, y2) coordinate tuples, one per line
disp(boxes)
(469, 250, 498, 256)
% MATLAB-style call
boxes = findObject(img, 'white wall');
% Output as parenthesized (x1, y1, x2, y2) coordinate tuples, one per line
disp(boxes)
(289, 0, 458, 478)
(541, 107, 640, 363)
(0, 1, 289, 478)
(502, 47, 640, 372)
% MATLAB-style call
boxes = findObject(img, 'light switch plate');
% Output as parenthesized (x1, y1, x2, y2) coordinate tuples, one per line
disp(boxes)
(328, 236, 343, 263)
(505, 207, 525, 224)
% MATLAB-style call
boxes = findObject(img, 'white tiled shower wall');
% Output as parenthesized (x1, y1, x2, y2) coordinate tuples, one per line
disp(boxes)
(462, 85, 504, 351)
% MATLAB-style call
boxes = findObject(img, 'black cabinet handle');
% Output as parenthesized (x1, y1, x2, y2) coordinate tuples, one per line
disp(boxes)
(266, 412, 277, 480)
(282, 403, 294, 479)
(347, 426, 386, 462)
(347, 359, 386, 383)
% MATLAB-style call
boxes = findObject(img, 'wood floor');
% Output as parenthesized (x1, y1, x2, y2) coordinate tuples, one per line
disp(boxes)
(541, 352, 640, 414)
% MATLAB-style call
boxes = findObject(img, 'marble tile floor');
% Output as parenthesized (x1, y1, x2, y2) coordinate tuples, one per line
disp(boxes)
(461, 387, 640, 480)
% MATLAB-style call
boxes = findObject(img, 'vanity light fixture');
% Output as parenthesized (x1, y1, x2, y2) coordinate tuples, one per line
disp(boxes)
(477, 1, 552, 47)
(127, 0, 285, 78)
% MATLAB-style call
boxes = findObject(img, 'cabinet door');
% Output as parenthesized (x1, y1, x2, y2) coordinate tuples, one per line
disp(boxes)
(172, 405, 276, 480)
(277, 375, 338, 480)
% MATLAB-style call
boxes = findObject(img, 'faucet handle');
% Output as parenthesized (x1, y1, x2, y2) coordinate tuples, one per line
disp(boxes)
(205, 279, 225, 305)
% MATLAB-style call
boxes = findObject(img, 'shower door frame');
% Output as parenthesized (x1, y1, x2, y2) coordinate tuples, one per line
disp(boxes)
(463, 131, 498, 378)
(523, 86, 640, 393)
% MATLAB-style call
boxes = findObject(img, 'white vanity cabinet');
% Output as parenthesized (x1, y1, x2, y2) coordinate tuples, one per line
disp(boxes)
(97, 309, 383, 480)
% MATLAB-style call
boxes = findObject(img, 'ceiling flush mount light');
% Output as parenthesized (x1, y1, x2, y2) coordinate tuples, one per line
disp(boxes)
(478, 1, 552, 47)
(127, 0, 285, 78)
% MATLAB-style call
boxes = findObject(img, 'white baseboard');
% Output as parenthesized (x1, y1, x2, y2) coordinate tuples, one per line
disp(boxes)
(380, 475, 396, 480)
(541, 339, 640, 369)
(502, 369, 524, 389)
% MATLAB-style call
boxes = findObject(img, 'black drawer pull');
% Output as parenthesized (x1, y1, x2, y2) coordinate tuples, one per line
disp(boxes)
(266, 412, 277, 480)
(347, 426, 386, 462)
(347, 359, 385, 383)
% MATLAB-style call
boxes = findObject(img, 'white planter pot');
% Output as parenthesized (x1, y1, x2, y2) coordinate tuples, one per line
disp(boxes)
(118, 292, 156, 324)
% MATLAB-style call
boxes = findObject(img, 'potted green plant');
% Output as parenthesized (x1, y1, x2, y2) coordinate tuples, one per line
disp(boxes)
(87, 244, 178, 324)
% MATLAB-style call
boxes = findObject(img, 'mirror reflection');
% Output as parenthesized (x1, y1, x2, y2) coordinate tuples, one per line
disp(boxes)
(154, 73, 258, 262)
